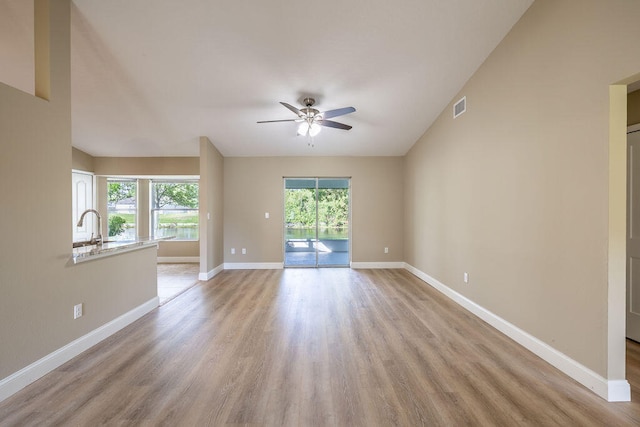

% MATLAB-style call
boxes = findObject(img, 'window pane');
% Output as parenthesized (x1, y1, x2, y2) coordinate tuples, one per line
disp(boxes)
(107, 179, 136, 241)
(151, 182, 199, 209)
(150, 181, 199, 240)
(152, 209, 199, 240)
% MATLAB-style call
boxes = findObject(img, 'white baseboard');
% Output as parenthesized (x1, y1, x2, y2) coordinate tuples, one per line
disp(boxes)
(607, 380, 632, 402)
(157, 257, 199, 263)
(0, 297, 159, 404)
(223, 262, 284, 270)
(198, 264, 224, 281)
(403, 263, 630, 402)
(350, 262, 404, 269)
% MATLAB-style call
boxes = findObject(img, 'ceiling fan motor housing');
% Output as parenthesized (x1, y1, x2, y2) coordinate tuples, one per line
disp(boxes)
(301, 107, 320, 118)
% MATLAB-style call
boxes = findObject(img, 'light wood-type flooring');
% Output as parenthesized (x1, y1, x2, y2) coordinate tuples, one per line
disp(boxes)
(2, 268, 640, 425)
(157, 263, 199, 305)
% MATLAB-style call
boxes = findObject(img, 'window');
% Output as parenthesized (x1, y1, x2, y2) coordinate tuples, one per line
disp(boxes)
(151, 180, 199, 240)
(107, 179, 137, 241)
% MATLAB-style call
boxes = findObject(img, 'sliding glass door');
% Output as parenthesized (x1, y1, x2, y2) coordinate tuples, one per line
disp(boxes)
(284, 178, 350, 267)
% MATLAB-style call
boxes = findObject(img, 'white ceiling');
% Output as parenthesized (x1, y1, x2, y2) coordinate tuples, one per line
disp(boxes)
(67, 1, 533, 157)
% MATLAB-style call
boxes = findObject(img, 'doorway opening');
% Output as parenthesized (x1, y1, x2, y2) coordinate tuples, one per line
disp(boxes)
(627, 123, 640, 342)
(284, 177, 351, 267)
(627, 105, 640, 399)
(609, 75, 640, 401)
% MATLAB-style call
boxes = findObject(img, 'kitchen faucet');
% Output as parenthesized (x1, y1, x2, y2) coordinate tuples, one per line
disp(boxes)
(77, 209, 103, 245)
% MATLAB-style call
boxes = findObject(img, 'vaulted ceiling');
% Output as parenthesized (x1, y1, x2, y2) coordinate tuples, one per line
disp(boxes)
(5, 1, 536, 157)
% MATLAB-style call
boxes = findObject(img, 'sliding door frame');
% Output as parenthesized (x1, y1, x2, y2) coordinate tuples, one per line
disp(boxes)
(283, 177, 352, 268)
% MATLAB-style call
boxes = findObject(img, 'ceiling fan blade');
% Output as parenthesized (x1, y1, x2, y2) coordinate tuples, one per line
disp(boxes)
(317, 119, 352, 130)
(280, 102, 303, 117)
(321, 106, 356, 119)
(257, 119, 302, 123)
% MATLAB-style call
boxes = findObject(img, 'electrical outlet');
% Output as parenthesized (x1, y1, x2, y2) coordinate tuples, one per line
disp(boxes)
(463, 272, 469, 284)
(231, 248, 235, 255)
(242, 248, 247, 255)
(384, 247, 389, 254)
(74, 303, 83, 319)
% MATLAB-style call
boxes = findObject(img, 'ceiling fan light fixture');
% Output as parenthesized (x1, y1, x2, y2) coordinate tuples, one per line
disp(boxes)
(309, 122, 321, 137)
(297, 120, 322, 137)
(297, 121, 310, 136)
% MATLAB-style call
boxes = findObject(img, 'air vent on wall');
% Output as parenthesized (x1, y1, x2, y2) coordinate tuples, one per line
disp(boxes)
(453, 96, 466, 118)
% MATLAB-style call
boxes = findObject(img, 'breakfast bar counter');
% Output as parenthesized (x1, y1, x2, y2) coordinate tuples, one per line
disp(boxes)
(72, 237, 174, 264)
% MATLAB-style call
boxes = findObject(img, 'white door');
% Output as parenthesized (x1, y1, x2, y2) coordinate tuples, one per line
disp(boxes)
(72, 171, 94, 242)
(627, 125, 640, 341)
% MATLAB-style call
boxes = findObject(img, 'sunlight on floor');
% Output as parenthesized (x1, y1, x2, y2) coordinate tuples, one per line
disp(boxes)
(157, 263, 199, 305)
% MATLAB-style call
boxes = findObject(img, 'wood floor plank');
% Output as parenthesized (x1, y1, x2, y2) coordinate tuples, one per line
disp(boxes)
(2, 268, 640, 426)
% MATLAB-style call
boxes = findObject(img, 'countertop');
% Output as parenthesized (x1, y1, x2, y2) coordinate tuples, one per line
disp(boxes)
(72, 236, 174, 264)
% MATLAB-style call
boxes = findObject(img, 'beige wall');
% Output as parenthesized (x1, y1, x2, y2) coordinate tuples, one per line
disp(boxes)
(72, 147, 95, 172)
(629, 89, 640, 126)
(157, 240, 199, 259)
(0, 1, 34, 95)
(94, 156, 199, 176)
(224, 157, 403, 264)
(0, 0, 157, 381)
(200, 137, 225, 274)
(404, 0, 640, 378)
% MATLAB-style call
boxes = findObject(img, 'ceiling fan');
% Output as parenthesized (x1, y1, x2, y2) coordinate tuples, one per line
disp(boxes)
(257, 97, 356, 137)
